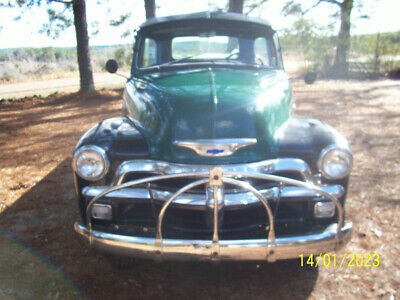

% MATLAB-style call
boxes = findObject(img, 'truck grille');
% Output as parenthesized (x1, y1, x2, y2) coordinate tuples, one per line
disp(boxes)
(121, 170, 305, 193)
(93, 199, 311, 240)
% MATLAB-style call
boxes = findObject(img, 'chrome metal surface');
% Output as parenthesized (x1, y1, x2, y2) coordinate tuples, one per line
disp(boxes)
(314, 201, 335, 218)
(155, 179, 210, 246)
(85, 172, 209, 233)
(152, 170, 276, 258)
(174, 138, 257, 157)
(72, 145, 110, 181)
(221, 172, 344, 239)
(91, 204, 113, 220)
(81, 167, 349, 260)
(222, 177, 275, 243)
(112, 158, 313, 185)
(82, 184, 344, 209)
(209, 169, 223, 256)
(74, 221, 353, 261)
(205, 185, 225, 209)
(212, 184, 220, 256)
(317, 144, 353, 180)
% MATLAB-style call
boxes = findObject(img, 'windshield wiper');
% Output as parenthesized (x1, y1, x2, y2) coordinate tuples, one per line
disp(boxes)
(219, 60, 262, 67)
(146, 55, 269, 70)
(156, 54, 203, 68)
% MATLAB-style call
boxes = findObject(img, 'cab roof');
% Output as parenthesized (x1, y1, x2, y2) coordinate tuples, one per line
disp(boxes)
(139, 11, 273, 30)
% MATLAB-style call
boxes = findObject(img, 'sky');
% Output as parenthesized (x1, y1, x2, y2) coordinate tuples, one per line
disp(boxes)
(0, 0, 399, 49)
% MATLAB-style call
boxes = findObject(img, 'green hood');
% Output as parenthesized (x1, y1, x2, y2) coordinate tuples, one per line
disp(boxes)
(125, 67, 292, 164)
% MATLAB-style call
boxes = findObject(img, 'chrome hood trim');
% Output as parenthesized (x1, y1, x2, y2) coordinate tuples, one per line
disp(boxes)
(174, 138, 257, 157)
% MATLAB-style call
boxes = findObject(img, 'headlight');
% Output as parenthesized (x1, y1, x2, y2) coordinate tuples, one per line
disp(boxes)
(318, 146, 352, 179)
(73, 145, 109, 181)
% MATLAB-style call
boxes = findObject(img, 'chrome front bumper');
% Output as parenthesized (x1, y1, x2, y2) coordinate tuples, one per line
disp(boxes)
(74, 222, 352, 261)
(76, 162, 352, 261)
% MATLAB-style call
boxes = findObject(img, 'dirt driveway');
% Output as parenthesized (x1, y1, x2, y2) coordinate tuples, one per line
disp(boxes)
(0, 79, 399, 299)
(0, 72, 127, 99)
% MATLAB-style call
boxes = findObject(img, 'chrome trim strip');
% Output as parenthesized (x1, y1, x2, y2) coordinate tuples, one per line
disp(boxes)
(112, 158, 313, 185)
(82, 184, 344, 209)
(74, 222, 353, 261)
(174, 138, 257, 157)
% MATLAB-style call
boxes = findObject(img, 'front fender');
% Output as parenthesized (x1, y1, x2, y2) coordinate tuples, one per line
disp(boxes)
(73, 116, 149, 222)
(278, 117, 351, 204)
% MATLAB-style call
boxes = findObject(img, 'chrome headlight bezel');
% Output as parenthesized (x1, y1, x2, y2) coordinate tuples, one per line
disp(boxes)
(318, 145, 353, 180)
(73, 145, 110, 181)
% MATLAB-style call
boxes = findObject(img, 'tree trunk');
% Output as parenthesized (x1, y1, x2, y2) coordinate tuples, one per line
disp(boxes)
(227, 0, 244, 51)
(73, 0, 94, 92)
(373, 32, 380, 77)
(228, 0, 244, 13)
(144, 0, 156, 19)
(332, 0, 353, 77)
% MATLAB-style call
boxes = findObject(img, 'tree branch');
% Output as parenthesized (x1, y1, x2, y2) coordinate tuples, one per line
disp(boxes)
(48, 0, 73, 4)
(302, 0, 322, 15)
(322, 0, 342, 6)
(244, 0, 268, 15)
(110, 13, 131, 27)
(303, 0, 342, 15)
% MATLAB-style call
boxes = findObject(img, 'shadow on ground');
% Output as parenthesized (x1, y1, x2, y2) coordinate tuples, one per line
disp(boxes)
(0, 159, 318, 299)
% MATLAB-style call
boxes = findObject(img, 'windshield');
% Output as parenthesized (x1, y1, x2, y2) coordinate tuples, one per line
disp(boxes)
(171, 36, 239, 60)
(137, 31, 279, 69)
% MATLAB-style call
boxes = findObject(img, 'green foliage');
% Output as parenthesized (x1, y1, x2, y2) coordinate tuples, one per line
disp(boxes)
(281, 1, 302, 16)
(40, 7, 74, 38)
(280, 17, 336, 73)
(113, 46, 133, 69)
(0, 45, 132, 82)
(110, 13, 131, 27)
(0, 46, 76, 82)
(281, 29, 400, 75)
(351, 31, 400, 57)
(244, 0, 268, 14)
(1, 0, 78, 39)
(0, 47, 76, 62)
(0, 71, 13, 82)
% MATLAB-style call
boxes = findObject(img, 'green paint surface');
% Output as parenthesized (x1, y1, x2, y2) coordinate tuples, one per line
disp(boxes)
(126, 67, 292, 164)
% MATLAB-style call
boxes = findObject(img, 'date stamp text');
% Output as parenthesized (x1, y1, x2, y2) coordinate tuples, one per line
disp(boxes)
(299, 253, 380, 268)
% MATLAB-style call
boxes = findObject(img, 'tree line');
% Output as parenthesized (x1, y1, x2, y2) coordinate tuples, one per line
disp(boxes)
(0, 0, 379, 91)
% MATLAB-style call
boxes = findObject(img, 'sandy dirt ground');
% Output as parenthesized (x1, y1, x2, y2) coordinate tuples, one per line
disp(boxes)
(0, 79, 399, 299)
(0, 72, 127, 99)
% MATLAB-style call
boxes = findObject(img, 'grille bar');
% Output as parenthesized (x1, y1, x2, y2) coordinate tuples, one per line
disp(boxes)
(85, 168, 344, 260)
(111, 158, 313, 185)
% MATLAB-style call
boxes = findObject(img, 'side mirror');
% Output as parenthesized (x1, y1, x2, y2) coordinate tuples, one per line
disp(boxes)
(105, 59, 119, 74)
(304, 71, 317, 84)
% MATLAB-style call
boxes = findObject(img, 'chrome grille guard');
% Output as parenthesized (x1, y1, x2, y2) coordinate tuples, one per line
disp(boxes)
(79, 167, 351, 261)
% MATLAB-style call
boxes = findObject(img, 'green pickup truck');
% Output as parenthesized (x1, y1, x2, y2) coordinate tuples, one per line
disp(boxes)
(72, 12, 353, 263)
